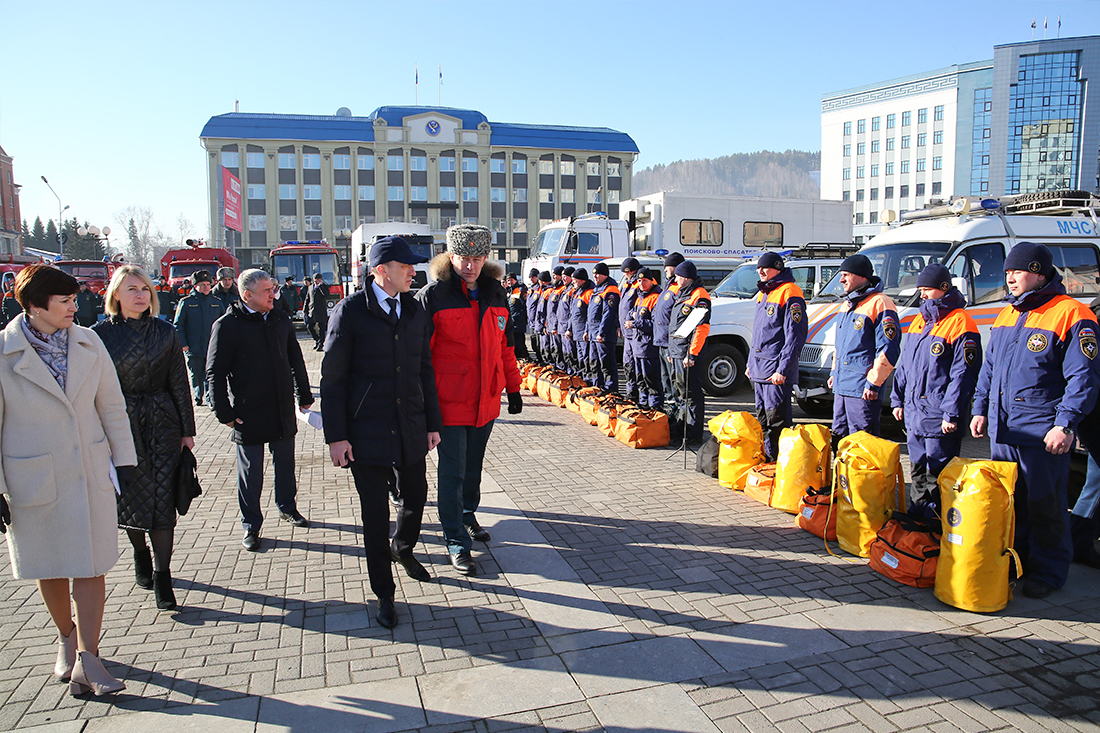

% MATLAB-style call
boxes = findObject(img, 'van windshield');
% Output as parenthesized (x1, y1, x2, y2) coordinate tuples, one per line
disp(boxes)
(712, 264, 760, 299)
(534, 228, 567, 257)
(813, 242, 950, 304)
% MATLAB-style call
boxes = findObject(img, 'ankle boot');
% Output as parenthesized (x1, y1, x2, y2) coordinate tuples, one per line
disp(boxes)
(153, 570, 176, 611)
(69, 651, 125, 696)
(134, 545, 153, 590)
(54, 625, 77, 680)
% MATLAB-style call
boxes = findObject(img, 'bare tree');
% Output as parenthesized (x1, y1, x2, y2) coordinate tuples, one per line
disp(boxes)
(115, 205, 157, 268)
(176, 213, 196, 244)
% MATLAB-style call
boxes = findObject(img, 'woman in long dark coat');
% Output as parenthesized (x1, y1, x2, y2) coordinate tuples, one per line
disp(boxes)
(94, 266, 195, 611)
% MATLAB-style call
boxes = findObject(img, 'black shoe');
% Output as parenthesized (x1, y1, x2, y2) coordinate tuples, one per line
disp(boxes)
(134, 546, 153, 590)
(465, 521, 491, 542)
(390, 547, 432, 582)
(1022, 577, 1057, 599)
(242, 531, 261, 551)
(450, 550, 476, 576)
(279, 510, 310, 528)
(153, 571, 177, 611)
(389, 488, 401, 508)
(1074, 547, 1100, 570)
(376, 597, 397, 629)
(195, 397, 204, 406)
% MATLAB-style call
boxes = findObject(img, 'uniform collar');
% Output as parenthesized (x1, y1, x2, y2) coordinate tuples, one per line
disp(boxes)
(1007, 272, 1066, 312)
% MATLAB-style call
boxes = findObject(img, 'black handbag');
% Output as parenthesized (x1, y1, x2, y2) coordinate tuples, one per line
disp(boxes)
(176, 446, 202, 515)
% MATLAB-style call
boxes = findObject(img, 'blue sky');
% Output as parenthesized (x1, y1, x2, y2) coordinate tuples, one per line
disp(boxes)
(2, 0, 1097, 244)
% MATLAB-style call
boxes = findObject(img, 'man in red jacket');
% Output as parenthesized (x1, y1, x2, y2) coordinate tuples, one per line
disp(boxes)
(416, 225, 523, 576)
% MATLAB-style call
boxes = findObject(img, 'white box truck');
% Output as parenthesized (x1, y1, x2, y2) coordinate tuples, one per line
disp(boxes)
(351, 223, 443, 293)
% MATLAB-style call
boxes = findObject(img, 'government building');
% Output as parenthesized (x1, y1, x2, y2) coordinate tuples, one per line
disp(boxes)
(821, 35, 1100, 241)
(199, 106, 639, 268)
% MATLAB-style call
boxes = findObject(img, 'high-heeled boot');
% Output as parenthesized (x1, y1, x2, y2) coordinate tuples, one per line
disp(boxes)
(134, 545, 153, 590)
(153, 570, 176, 611)
(54, 626, 77, 680)
(69, 651, 125, 696)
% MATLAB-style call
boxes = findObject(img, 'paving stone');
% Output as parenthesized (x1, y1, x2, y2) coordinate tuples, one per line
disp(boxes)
(561, 634, 724, 698)
(589, 684, 721, 733)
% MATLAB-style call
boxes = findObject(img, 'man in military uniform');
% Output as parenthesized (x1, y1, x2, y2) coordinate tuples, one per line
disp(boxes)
(569, 268, 595, 385)
(545, 266, 565, 368)
(174, 270, 224, 405)
(654, 253, 685, 416)
(668, 260, 711, 446)
(971, 242, 1100, 599)
(624, 267, 663, 409)
(504, 271, 529, 360)
(617, 257, 642, 401)
(587, 262, 621, 392)
(525, 268, 543, 364)
(557, 267, 576, 373)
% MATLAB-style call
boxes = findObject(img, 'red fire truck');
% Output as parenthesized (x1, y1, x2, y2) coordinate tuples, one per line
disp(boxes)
(54, 254, 125, 293)
(160, 239, 239, 290)
(269, 240, 342, 317)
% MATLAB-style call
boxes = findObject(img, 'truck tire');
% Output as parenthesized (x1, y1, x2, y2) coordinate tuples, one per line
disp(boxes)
(795, 396, 833, 419)
(699, 343, 745, 397)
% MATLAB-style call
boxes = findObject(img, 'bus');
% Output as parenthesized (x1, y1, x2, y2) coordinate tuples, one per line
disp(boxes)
(269, 241, 342, 316)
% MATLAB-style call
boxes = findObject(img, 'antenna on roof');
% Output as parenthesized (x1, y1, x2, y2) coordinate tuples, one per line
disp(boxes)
(235, 99, 239, 113)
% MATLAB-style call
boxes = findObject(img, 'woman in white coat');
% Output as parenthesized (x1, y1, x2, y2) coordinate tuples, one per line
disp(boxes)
(0, 264, 138, 696)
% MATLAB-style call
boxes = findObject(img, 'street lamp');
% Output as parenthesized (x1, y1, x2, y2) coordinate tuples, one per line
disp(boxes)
(40, 176, 69, 253)
(333, 227, 353, 295)
(76, 225, 113, 259)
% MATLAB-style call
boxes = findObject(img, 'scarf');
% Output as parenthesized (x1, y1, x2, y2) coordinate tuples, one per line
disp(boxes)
(21, 317, 69, 391)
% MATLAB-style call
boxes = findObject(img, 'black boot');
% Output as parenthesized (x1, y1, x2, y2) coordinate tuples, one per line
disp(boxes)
(153, 571, 177, 611)
(134, 546, 153, 590)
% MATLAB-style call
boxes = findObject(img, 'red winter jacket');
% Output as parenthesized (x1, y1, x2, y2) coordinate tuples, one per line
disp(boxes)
(416, 254, 522, 427)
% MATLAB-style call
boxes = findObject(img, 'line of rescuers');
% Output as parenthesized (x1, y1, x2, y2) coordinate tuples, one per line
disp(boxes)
(512, 253, 713, 446)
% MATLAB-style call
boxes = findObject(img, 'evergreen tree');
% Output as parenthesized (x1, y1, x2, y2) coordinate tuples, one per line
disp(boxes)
(44, 220, 60, 256)
(62, 219, 106, 260)
(32, 217, 49, 253)
(21, 220, 30, 250)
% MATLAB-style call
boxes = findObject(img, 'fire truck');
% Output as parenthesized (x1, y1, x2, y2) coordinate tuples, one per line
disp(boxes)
(55, 254, 125, 293)
(160, 239, 239, 290)
(269, 241, 342, 316)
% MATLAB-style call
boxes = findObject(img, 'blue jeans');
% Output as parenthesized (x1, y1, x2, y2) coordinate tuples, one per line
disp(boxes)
(1072, 450, 1100, 555)
(436, 423, 494, 554)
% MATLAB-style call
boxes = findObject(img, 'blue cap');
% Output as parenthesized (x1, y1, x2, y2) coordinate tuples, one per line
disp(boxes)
(1004, 241, 1055, 278)
(916, 263, 952, 291)
(674, 261, 697, 279)
(369, 236, 428, 268)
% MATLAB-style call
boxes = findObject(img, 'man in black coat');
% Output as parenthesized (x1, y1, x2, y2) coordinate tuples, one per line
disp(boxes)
(303, 273, 330, 350)
(504, 271, 529, 360)
(207, 269, 315, 552)
(321, 237, 442, 629)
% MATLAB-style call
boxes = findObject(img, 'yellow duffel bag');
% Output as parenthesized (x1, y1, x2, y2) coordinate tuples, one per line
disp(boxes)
(834, 431, 906, 558)
(772, 424, 832, 514)
(935, 458, 1021, 613)
(707, 411, 765, 491)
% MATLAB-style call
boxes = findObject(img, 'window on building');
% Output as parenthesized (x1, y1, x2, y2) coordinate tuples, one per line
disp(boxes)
(388, 186, 404, 201)
(302, 154, 320, 169)
(872, 117, 881, 132)
(871, 164, 879, 177)
(932, 182, 942, 195)
(333, 154, 351, 170)
(359, 215, 376, 226)
(490, 187, 506, 202)
(856, 166, 865, 179)
(917, 133, 927, 147)
(539, 189, 554, 203)
(857, 142, 865, 156)
(900, 184, 909, 198)
(462, 187, 478, 201)
(538, 160, 554, 175)
(335, 215, 352, 230)
(885, 162, 895, 175)
(512, 159, 527, 174)
(462, 157, 478, 173)
(410, 155, 427, 171)
(440, 187, 456, 202)
(915, 183, 926, 196)
(585, 161, 601, 176)
(278, 153, 295, 169)
(304, 215, 322, 231)
(403, 186, 422, 201)
(279, 184, 296, 199)
(560, 160, 575, 176)
(901, 135, 911, 149)
(843, 168, 851, 180)
(916, 159, 926, 172)
(932, 157, 942, 171)
(856, 189, 865, 201)
(886, 113, 896, 129)
(857, 119, 866, 134)
(279, 215, 296, 230)
(513, 218, 527, 232)
(842, 190, 851, 201)
(440, 156, 456, 172)
(491, 217, 506, 231)
(607, 162, 621, 177)
(248, 184, 265, 199)
(358, 155, 374, 170)
(901, 160, 910, 174)
(884, 186, 894, 199)
(855, 213, 864, 225)
(562, 189, 576, 203)
(902, 111, 911, 126)
(587, 190, 601, 204)
(843, 121, 852, 136)
(333, 185, 351, 200)
(513, 188, 528, 203)
(843, 144, 851, 157)
(886, 138, 895, 151)
(871, 140, 880, 154)
(221, 151, 239, 168)
(358, 186, 375, 201)
(490, 159, 506, 173)
(869, 211, 879, 224)
(303, 185, 322, 199)
(387, 155, 404, 171)
(934, 105, 944, 121)
(918, 108, 927, 124)
(933, 130, 943, 145)
(249, 215, 266, 231)
(870, 188, 879, 200)
(246, 152, 264, 168)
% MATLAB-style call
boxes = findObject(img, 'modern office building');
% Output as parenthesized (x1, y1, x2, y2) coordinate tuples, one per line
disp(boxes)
(199, 106, 639, 267)
(822, 35, 1100, 241)
(0, 145, 22, 255)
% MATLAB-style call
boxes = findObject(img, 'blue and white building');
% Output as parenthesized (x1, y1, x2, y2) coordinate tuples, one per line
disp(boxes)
(822, 35, 1100, 242)
(199, 106, 639, 267)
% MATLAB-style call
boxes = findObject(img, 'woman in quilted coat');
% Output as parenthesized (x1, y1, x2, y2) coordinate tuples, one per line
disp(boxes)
(94, 266, 195, 611)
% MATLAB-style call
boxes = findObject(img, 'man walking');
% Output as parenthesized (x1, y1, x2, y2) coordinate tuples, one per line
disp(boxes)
(971, 242, 1099, 598)
(322, 237, 442, 629)
(505, 271, 529, 360)
(417, 225, 523, 576)
(749, 252, 808, 461)
(207, 269, 314, 551)
(828, 254, 901, 442)
(304, 273, 330, 350)
(174, 270, 224, 406)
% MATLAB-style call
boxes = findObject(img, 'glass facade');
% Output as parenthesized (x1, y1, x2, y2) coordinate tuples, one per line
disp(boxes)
(970, 88, 992, 195)
(1006, 52, 1083, 193)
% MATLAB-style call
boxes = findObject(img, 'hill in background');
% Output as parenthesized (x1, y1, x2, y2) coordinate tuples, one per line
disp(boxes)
(632, 150, 821, 199)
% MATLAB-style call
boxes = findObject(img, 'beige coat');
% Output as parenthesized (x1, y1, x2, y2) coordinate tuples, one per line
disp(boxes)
(0, 315, 137, 580)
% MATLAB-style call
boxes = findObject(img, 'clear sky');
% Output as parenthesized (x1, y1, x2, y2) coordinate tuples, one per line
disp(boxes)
(2, 0, 1097, 246)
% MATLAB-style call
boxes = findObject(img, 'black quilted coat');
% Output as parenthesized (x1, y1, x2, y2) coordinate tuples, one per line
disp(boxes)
(93, 314, 196, 530)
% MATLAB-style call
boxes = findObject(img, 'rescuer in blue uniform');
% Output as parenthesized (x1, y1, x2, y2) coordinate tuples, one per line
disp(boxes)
(624, 267, 663, 410)
(668, 260, 711, 446)
(525, 268, 543, 364)
(569, 268, 595, 385)
(617, 257, 642, 401)
(535, 270, 552, 363)
(544, 267, 565, 366)
(891, 264, 981, 514)
(828, 254, 901, 443)
(971, 242, 1100, 599)
(557, 267, 577, 374)
(588, 262, 621, 392)
(653, 252, 685, 414)
(748, 252, 808, 461)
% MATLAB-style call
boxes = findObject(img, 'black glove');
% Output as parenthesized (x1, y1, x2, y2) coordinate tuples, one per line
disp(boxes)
(0, 495, 10, 534)
(115, 465, 136, 494)
(507, 391, 523, 415)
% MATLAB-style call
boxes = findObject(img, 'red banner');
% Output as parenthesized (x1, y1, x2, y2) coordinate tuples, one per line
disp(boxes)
(221, 167, 242, 232)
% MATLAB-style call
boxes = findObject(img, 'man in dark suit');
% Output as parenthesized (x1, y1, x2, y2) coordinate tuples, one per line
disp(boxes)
(321, 237, 442, 629)
(303, 273, 330, 350)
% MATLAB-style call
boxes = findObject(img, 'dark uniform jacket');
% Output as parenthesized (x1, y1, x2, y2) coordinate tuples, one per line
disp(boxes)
(545, 281, 565, 334)
(155, 285, 178, 319)
(173, 290, 224, 357)
(206, 303, 313, 446)
(626, 285, 662, 352)
(75, 290, 100, 326)
(668, 278, 711, 362)
(556, 283, 575, 336)
(831, 278, 901, 398)
(303, 281, 330, 322)
(570, 281, 595, 339)
(890, 288, 981, 436)
(525, 281, 542, 333)
(212, 283, 240, 311)
(652, 282, 680, 349)
(587, 278, 621, 341)
(973, 274, 1099, 446)
(508, 283, 528, 333)
(749, 269, 808, 383)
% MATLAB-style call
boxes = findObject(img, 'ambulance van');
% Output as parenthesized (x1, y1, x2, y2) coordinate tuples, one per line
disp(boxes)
(794, 191, 1100, 417)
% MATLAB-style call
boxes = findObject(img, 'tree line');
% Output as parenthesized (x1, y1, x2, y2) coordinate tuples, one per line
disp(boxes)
(632, 150, 821, 199)
(20, 207, 197, 269)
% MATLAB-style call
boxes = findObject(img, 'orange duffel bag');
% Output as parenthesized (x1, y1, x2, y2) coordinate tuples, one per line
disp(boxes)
(796, 485, 838, 541)
(744, 463, 777, 506)
(536, 369, 562, 402)
(868, 512, 942, 588)
(549, 375, 587, 407)
(612, 407, 670, 448)
(577, 391, 605, 425)
(524, 365, 548, 393)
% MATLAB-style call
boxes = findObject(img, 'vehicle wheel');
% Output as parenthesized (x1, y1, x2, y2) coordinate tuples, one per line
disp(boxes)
(699, 343, 745, 397)
(796, 396, 833, 419)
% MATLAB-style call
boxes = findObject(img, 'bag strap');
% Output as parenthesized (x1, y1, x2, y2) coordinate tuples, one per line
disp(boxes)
(822, 452, 860, 563)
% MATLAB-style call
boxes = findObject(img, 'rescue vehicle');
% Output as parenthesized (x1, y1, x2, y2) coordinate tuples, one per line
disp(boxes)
(350, 222, 442, 293)
(160, 239, 239, 290)
(269, 241, 342, 316)
(795, 190, 1100, 417)
(55, 254, 125, 293)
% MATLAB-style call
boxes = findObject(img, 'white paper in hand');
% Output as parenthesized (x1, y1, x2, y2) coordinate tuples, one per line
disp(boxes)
(673, 307, 707, 339)
(297, 409, 324, 430)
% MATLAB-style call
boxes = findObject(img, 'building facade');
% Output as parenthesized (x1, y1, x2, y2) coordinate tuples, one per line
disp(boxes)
(200, 106, 638, 267)
(0, 146, 22, 255)
(822, 35, 1100, 242)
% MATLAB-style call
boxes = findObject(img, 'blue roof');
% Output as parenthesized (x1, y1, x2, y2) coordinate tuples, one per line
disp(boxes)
(200, 107, 638, 154)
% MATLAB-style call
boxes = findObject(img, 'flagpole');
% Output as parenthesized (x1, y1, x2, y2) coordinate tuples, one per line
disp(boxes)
(415, 63, 418, 105)
(438, 64, 442, 106)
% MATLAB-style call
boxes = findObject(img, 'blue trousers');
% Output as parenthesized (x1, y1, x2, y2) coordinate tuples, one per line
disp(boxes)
(561, 335, 576, 374)
(1071, 449, 1100, 556)
(622, 339, 638, 401)
(832, 394, 882, 440)
(436, 422, 494, 554)
(633, 346, 662, 410)
(185, 351, 207, 403)
(907, 431, 963, 510)
(754, 380, 794, 462)
(237, 436, 298, 533)
(593, 339, 618, 392)
(576, 341, 594, 385)
(990, 441, 1073, 589)
(672, 357, 705, 443)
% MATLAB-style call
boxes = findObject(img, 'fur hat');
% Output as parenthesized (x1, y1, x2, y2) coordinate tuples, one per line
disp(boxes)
(446, 224, 492, 257)
(216, 266, 235, 280)
(192, 270, 212, 284)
